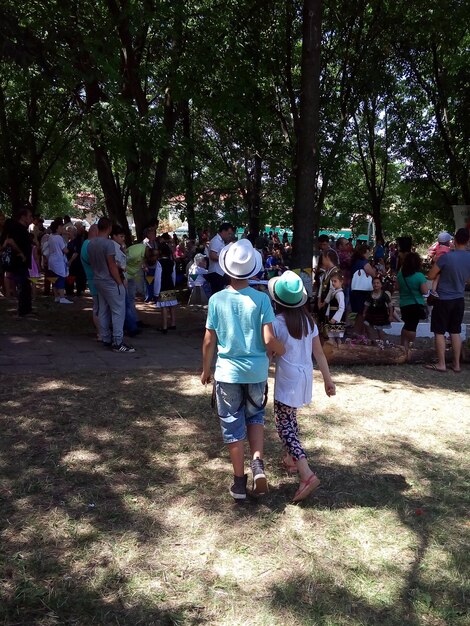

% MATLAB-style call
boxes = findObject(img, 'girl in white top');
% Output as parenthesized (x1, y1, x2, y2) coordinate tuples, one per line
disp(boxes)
(268, 271, 336, 503)
(323, 271, 346, 345)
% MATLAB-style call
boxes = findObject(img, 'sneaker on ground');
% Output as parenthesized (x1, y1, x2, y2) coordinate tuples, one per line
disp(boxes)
(102, 341, 112, 348)
(112, 343, 136, 353)
(229, 474, 247, 500)
(251, 458, 268, 495)
(59, 297, 73, 304)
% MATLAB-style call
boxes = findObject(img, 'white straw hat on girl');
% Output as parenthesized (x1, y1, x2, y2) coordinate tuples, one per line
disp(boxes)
(219, 239, 263, 279)
(268, 270, 308, 308)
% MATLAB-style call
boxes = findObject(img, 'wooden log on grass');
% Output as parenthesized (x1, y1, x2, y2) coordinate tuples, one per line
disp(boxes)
(322, 342, 407, 366)
(323, 342, 469, 366)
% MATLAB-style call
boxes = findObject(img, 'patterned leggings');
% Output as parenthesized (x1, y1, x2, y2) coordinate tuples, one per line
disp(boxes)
(274, 399, 307, 460)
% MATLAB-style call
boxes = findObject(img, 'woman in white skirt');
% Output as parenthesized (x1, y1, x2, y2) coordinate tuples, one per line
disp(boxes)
(154, 242, 178, 333)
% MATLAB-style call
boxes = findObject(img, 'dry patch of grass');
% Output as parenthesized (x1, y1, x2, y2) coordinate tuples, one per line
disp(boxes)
(0, 365, 469, 625)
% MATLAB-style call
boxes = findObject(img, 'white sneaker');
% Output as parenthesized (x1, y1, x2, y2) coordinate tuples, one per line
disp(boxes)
(59, 298, 73, 304)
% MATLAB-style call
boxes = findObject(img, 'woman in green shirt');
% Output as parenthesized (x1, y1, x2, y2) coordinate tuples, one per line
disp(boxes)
(397, 252, 429, 356)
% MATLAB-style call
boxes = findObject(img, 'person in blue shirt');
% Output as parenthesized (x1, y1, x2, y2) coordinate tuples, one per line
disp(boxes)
(265, 246, 284, 278)
(427, 228, 470, 372)
(201, 239, 285, 501)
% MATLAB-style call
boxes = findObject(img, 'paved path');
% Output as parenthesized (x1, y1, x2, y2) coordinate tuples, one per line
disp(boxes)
(0, 329, 204, 375)
(0, 299, 207, 375)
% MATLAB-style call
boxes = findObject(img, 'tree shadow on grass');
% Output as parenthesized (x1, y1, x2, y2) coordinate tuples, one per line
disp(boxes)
(0, 371, 210, 624)
(0, 370, 468, 625)
(176, 406, 468, 626)
(261, 439, 469, 626)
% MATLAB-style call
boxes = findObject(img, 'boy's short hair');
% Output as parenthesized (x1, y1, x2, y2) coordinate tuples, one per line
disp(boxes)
(454, 228, 470, 246)
(219, 222, 234, 233)
(97, 217, 112, 232)
(111, 224, 125, 237)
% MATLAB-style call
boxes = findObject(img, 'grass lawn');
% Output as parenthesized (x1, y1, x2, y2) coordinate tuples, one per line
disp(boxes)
(0, 364, 469, 626)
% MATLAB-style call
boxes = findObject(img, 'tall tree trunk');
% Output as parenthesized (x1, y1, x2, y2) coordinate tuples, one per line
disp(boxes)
(247, 152, 262, 239)
(292, 0, 323, 268)
(371, 199, 384, 243)
(83, 79, 130, 239)
(27, 83, 40, 213)
(148, 89, 178, 228)
(93, 144, 130, 239)
(127, 144, 151, 242)
(182, 100, 196, 240)
(0, 85, 25, 212)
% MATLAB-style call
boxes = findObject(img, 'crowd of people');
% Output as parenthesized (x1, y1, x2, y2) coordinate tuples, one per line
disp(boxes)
(1, 210, 469, 359)
(1, 207, 470, 500)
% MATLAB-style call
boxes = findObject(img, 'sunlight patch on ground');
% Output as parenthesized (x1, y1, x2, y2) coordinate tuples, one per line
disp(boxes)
(61, 449, 101, 466)
(132, 419, 155, 428)
(35, 380, 87, 392)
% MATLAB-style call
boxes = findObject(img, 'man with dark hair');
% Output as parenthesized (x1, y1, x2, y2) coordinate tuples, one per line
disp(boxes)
(206, 222, 235, 295)
(63, 215, 72, 229)
(427, 228, 470, 372)
(318, 234, 339, 265)
(88, 218, 135, 353)
(2, 207, 33, 317)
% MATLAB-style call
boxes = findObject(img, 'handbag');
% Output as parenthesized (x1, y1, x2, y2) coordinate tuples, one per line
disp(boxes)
(351, 267, 373, 291)
(402, 274, 427, 320)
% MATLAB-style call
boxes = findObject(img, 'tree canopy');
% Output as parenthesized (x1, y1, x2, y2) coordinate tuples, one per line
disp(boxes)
(0, 0, 468, 246)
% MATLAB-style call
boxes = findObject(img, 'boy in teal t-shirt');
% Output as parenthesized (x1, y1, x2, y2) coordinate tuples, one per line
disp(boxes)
(201, 239, 285, 500)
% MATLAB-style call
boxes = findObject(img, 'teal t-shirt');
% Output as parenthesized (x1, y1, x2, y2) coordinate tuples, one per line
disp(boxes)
(206, 286, 275, 383)
(397, 271, 427, 306)
(80, 239, 96, 296)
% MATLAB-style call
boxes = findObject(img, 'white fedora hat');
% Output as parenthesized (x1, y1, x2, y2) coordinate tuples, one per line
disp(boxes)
(219, 239, 263, 280)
